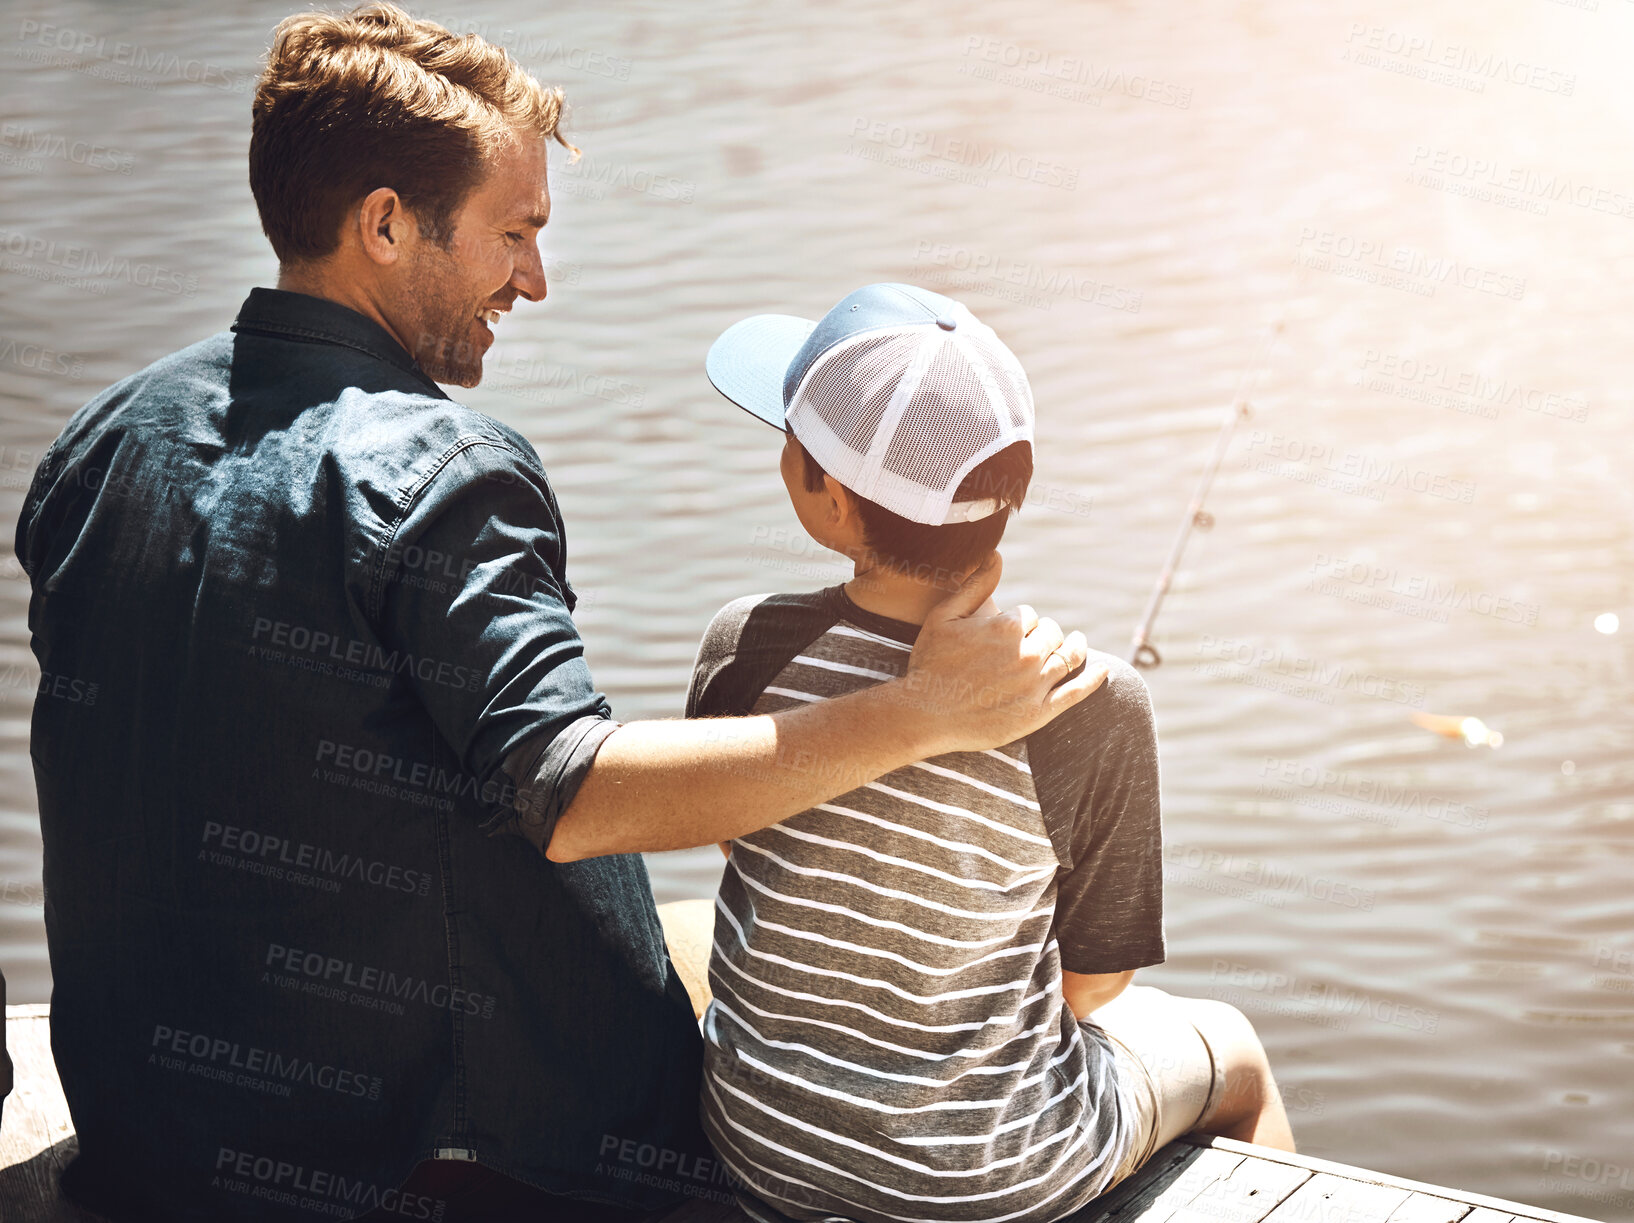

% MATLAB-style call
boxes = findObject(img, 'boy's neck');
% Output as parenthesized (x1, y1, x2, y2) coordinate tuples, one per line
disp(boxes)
(844, 563, 963, 627)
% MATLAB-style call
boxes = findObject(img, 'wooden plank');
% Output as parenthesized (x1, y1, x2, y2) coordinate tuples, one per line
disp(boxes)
(1387, 1193, 1473, 1223)
(1072, 1144, 1246, 1222)
(1, 1008, 104, 1222)
(1170, 1155, 1311, 1223)
(1, 1009, 73, 1167)
(1190, 1139, 1601, 1223)
(1268, 1173, 1414, 1223)
(1460, 1209, 1516, 1223)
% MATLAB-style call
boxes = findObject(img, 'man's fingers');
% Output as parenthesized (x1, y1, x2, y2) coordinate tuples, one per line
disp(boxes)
(1024, 614, 1064, 660)
(1042, 664, 1109, 720)
(1055, 630, 1089, 676)
(926, 552, 1003, 623)
(1037, 628, 1083, 686)
(1014, 604, 1039, 637)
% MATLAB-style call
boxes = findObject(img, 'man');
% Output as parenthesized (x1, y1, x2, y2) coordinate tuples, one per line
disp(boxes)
(13, 6, 1101, 1221)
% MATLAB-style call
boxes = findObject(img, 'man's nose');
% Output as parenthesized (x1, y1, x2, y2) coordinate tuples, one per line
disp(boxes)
(511, 245, 548, 303)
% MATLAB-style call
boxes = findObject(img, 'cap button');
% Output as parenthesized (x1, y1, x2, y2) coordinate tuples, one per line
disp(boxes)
(935, 315, 957, 331)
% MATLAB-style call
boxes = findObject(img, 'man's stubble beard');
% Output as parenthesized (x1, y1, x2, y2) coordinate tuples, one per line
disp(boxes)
(403, 244, 487, 388)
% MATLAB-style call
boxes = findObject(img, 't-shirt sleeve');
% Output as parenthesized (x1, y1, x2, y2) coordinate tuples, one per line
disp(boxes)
(372, 438, 615, 844)
(1027, 655, 1165, 976)
(685, 591, 841, 720)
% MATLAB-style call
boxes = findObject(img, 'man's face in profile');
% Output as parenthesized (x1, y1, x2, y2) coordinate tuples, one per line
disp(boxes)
(403, 134, 552, 387)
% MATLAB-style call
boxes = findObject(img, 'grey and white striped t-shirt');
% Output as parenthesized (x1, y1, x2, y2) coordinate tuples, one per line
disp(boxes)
(687, 586, 1165, 1223)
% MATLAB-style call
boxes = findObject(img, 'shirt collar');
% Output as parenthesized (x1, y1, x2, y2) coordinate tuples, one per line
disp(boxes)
(231, 287, 445, 395)
(826, 583, 922, 646)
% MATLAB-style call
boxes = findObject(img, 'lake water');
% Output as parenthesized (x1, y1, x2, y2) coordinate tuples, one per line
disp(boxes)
(1, 0, 1631, 1216)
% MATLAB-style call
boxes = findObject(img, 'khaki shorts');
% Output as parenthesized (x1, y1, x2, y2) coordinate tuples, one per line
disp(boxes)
(1082, 985, 1228, 1188)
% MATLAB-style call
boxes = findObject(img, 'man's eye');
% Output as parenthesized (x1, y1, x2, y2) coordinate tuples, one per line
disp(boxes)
(505, 232, 524, 243)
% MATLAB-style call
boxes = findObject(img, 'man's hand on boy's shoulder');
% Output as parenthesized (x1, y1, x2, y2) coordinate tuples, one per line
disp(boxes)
(894, 554, 1107, 755)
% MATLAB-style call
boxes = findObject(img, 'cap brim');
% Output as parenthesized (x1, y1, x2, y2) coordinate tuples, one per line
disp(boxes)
(705, 314, 817, 430)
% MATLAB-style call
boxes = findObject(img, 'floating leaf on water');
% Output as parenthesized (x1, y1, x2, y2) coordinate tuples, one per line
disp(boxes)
(1411, 711, 1503, 748)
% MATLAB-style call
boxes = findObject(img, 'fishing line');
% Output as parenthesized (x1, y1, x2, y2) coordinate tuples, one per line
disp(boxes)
(1128, 317, 1286, 668)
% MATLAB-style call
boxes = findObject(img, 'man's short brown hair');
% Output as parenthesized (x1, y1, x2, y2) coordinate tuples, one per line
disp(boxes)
(250, 2, 574, 264)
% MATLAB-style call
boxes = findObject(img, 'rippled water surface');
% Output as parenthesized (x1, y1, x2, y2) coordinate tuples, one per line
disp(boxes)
(1, 0, 1631, 1216)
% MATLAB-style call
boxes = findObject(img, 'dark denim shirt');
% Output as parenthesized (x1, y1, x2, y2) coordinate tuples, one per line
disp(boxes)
(15, 289, 711, 1221)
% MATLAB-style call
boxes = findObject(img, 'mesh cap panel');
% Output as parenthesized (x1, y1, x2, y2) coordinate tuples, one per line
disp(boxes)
(880, 339, 1003, 491)
(787, 308, 1034, 526)
(794, 332, 904, 454)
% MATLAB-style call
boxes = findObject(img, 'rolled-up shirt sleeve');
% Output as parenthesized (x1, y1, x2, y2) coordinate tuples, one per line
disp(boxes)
(372, 437, 616, 847)
(501, 712, 620, 843)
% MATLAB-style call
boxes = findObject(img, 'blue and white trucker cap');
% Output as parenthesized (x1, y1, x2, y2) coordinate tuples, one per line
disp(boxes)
(705, 283, 1035, 526)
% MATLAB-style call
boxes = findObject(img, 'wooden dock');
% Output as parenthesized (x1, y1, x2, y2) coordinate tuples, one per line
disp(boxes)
(2, 1005, 99, 1223)
(3, 1005, 1602, 1223)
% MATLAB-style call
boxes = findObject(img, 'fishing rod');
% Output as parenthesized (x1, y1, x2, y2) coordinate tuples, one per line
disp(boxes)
(1128, 319, 1284, 669)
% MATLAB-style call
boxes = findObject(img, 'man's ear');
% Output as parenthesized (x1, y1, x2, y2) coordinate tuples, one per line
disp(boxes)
(356, 187, 410, 266)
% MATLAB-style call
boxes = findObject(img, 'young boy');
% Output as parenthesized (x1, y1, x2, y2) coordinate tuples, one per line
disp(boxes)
(688, 284, 1291, 1223)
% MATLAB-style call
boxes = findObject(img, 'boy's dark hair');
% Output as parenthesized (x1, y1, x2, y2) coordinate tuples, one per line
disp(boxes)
(792, 432, 1033, 579)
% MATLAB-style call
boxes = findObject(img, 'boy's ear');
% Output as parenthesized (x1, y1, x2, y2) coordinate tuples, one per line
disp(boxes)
(822, 474, 856, 528)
